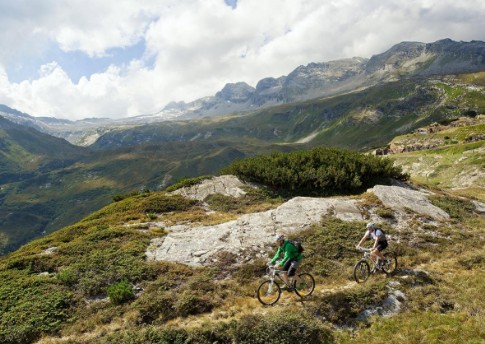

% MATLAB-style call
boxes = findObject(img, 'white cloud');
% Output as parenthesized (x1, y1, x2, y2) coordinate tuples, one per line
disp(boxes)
(0, 0, 484, 120)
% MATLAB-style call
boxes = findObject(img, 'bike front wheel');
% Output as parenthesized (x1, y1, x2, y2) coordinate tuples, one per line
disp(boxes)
(293, 272, 315, 297)
(382, 252, 398, 274)
(257, 280, 281, 305)
(353, 260, 370, 283)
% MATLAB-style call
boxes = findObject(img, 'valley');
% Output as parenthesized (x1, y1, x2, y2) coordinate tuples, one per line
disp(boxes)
(0, 37, 484, 344)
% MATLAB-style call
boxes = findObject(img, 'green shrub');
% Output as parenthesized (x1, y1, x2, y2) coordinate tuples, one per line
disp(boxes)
(165, 175, 212, 192)
(99, 326, 190, 344)
(232, 312, 334, 344)
(0, 272, 73, 344)
(375, 207, 395, 219)
(429, 195, 476, 220)
(174, 291, 213, 317)
(112, 191, 139, 202)
(143, 194, 197, 213)
(107, 279, 135, 304)
(206, 193, 240, 212)
(308, 282, 387, 325)
(145, 212, 158, 220)
(221, 147, 407, 196)
(56, 267, 79, 286)
(133, 293, 177, 324)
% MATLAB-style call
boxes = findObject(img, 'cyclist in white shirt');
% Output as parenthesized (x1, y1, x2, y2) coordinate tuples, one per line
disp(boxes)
(356, 223, 388, 267)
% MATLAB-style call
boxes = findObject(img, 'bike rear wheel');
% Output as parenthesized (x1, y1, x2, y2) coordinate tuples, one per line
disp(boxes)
(353, 260, 370, 283)
(257, 280, 281, 305)
(293, 272, 315, 297)
(382, 252, 397, 274)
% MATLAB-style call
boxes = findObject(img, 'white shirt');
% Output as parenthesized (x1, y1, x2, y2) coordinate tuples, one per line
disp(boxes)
(365, 229, 386, 241)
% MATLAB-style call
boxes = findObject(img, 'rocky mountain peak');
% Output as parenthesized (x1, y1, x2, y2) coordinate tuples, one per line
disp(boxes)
(365, 39, 485, 76)
(215, 82, 255, 103)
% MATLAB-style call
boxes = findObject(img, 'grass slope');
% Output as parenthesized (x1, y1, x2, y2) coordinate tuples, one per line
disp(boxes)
(0, 171, 484, 343)
(390, 116, 485, 201)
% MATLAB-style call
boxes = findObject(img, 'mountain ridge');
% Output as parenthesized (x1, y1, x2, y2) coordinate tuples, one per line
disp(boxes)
(1, 38, 484, 146)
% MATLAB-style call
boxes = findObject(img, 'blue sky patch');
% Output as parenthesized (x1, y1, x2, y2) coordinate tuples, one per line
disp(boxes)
(224, 0, 237, 9)
(7, 39, 150, 84)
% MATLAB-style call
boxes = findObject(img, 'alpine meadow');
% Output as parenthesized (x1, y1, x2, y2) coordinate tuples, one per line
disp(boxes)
(0, 38, 484, 344)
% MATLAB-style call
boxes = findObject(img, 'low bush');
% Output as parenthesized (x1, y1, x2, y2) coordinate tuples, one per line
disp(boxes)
(132, 293, 177, 324)
(429, 195, 476, 220)
(206, 193, 241, 212)
(221, 147, 407, 196)
(143, 194, 198, 213)
(174, 290, 214, 317)
(232, 312, 334, 344)
(164, 175, 212, 192)
(0, 272, 73, 344)
(107, 279, 135, 304)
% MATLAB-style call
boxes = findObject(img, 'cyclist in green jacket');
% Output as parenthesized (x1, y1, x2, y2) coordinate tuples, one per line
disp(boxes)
(269, 234, 303, 290)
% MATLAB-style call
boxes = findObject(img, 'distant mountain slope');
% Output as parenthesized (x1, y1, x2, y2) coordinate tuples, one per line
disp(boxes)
(0, 116, 88, 183)
(388, 116, 485, 201)
(365, 39, 485, 76)
(158, 39, 485, 121)
(1, 39, 484, 146)
(92, 73, 484, 150)
(0, 117, 92, 253)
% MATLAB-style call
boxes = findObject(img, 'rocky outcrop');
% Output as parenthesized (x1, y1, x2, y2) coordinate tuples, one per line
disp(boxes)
(146, 196, 363, 265)
(146, 177, 453, 266)
(369, 185, 449, 220)
(170, 175, 251, 201)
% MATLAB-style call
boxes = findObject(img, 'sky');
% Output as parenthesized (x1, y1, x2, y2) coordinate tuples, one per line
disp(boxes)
(0, 0, 484, 120)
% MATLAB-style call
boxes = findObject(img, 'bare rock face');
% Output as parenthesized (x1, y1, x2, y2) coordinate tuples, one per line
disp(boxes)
(170, 175, 250, 201)
(146, 177, 452, 266)
(146, 196, 363, 266)
(368, 185, 449, 220)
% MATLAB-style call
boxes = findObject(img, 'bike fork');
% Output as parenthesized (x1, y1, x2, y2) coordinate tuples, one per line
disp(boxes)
(267, 281, 274, 293)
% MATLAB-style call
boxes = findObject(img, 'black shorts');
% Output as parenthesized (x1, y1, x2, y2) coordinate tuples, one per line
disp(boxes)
(282, 259, 299, 277)
(376, 241, 388, 252)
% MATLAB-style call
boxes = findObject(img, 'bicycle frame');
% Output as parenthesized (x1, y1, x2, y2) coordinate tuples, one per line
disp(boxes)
(257, 265, 316, 305)
(353, 246, 397, 283)
(266, 266, 294, 288)
(360, 249, 379, 270)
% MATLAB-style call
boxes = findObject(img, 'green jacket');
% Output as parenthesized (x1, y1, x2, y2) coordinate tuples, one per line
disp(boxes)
(270, 240, 302, 267)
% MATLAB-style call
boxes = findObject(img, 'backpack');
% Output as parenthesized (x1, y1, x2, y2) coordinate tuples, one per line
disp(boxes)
(290, 240, 304, 253)
(375, 228, 387, 242)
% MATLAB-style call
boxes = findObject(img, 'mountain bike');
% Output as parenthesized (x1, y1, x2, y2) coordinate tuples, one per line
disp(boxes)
(257, 265, 315, 306)
(353, 247, 397, 283)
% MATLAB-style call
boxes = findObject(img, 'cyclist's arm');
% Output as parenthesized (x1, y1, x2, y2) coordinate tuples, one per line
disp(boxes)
(372, 236, 379, 250)
(357, 233, 368, 248)
(270, 246, 282, 265)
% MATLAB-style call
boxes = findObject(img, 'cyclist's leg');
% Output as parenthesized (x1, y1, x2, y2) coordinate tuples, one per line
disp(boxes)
(289, 260, 301, 284)
(280, 260, 292, 286)
(372, 242, 387, 265)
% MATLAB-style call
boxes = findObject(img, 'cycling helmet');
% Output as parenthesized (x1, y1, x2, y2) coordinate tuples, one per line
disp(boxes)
(275, 234, 285, 242)
(366, 222, 376, 230)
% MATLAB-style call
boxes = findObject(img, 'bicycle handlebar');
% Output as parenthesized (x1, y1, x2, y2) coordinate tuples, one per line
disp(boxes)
(355, 246, 371, 252)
